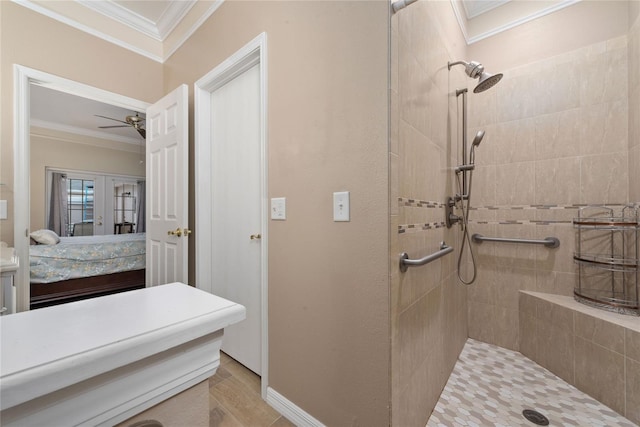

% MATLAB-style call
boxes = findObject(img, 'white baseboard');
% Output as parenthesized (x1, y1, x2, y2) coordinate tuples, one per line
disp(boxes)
(266, 387, 326, 427)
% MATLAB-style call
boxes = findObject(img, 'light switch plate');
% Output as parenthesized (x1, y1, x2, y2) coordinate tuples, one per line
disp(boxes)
(333, 191, 350, 222)
(271, 197, 286, 220)
(0, 200, 7, 220)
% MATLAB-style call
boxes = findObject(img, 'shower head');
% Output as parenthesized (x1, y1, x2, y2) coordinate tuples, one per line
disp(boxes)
(474, 72, 503, 93)
(471, 130, 485, 147)
(448, 60, 503, 93)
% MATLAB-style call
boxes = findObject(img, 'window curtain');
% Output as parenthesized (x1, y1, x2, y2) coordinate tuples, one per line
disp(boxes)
(136, 180, 146, 233)
(48, 173, 68, 236)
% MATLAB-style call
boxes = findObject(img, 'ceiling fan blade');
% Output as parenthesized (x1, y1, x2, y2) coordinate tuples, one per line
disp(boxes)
(94, 114, 129, 124)
(98, 125, 129, 129)
(137, 128, 146, 139)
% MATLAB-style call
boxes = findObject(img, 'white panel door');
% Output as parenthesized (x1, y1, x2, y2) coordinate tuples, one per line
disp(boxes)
(146, 84, 189, 286)
(210, 64, 262, 374)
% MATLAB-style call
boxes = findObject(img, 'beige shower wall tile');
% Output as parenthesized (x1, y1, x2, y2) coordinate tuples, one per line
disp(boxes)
(535, 224, 575, 274)
(493, 117, 536, 165)
(629, 85, 640, 150)
(580, 153, 628, 205)
(574, 311, 625, 355)
(629, 26, 640, 92)
(467, 263, 497, 305)
(390, 27, 399, 95)
(535, 270, 575, 297)
(468, 301, 495, 344)
(468, 88, 497, 128)
(398, 38, 432, 139)
(629, 145, 640, 202)
(535, 157, 581, 206)
(534, 109, 581, 160)
(469, 165, 496, 207)
(390, 89, 399, 155)
(534, 59, 581, 116)
(627, 329, 640, 363)
(519, 299, 538, 359)
(494, 266, 536, 309)
(493, 224, 537, 269)
(580, 100, 628, 156)
(580, 46, 628, 107)
(398, 121, 443, 202)
(390, 219, 401, 316)
(471, 222, 497, 262)
(575, 337, 626, 416)
(534, 206, 577, 223)
(626, 358, 640, 425)
(495, 161, 535, 206)
(390, 154, 399, 216)
(432, 84, 450, 149)
(496, 72, 537, 122)
(493, 307, 520, 351)
(537, 314, 575, 384)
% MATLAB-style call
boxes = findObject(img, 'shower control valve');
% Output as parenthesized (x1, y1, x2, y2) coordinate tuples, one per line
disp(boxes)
(446, 196, 462, 229)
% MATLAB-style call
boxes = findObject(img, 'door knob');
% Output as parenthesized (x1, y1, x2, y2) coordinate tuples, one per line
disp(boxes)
(168, 228, 182, 237)
(183, 228, 192, 237)
(250, 234, 262, 240)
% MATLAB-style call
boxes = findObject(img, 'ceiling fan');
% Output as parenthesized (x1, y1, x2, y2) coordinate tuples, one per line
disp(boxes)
(95, 112, 146, 139)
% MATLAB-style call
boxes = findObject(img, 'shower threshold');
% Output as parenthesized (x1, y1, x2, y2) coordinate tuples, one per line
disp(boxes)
(426, 339, 637, 427)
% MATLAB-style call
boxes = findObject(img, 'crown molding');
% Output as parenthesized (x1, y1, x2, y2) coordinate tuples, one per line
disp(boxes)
(76, 0, 197, 42)
(451, 0, 580, 44)
(77, 0, 162, 41)
(12, 0, 221, 63)
(12, 0, 163, 62)
(156, 1, 197, 41)
(164, 0, 224, 62)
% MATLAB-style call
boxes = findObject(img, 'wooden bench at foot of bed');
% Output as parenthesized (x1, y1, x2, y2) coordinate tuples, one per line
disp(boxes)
(30, 269, 146, 309)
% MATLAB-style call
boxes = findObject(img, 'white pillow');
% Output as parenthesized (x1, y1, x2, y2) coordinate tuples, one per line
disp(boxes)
(30, 229, 60, 245)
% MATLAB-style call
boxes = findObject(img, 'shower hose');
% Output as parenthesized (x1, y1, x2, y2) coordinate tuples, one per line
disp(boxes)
(455, 170, 477, 285)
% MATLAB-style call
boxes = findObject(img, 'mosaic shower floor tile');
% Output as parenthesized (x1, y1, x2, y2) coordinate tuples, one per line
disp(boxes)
(427, 339, 637, 427)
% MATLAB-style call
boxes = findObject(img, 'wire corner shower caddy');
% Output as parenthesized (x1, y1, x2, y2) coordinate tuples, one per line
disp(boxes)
(573, 205, 639, 316)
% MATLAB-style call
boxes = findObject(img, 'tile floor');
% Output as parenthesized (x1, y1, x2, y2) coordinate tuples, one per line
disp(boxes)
(209, 352, 294, 427)
(427, 339, 638, 427)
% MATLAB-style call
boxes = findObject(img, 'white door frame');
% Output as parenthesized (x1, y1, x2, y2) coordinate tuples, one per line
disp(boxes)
(194, 33, 268, 397)
(13, 65, 149, 312)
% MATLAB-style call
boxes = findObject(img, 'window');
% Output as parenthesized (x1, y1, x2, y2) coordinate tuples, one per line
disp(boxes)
(113, 182, 137, 234)
(67, 178, 94, 236)
(46, 168, 143, 237)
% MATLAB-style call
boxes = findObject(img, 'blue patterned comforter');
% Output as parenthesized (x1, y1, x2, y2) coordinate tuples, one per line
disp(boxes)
(30, 233, 145, 284)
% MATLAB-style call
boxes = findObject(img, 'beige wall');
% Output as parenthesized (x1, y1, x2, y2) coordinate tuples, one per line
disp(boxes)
(0, 1, 163, 245)
(464, 2, 630, 351)
(390, 1, 469, 425)
(29, 127, 145, 231)
(164, 1, 390, 425)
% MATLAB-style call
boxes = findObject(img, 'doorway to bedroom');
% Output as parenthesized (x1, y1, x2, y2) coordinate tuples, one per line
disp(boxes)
(14, 66, 151, 311)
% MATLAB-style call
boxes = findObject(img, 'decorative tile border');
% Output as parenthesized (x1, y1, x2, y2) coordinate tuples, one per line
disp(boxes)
(398, 221, 446, 233)
(471, 219, 573, 226)
(470, 203, 629, 211)
(396, 202, 634, 234)
(398, 197, 445, 208)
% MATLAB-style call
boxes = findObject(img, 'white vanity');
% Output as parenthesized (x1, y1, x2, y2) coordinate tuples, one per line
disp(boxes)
(0, 282, 245, 426)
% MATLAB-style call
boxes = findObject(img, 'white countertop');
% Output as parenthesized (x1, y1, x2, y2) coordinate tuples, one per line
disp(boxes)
(0, 282, 245, 410)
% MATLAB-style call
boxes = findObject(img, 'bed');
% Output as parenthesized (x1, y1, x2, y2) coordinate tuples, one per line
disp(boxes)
(30, 233, 146, 309)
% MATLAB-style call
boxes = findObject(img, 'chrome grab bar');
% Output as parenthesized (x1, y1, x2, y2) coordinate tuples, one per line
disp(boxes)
(472, 233, 560, 248)
(400, 242, 453, 273)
